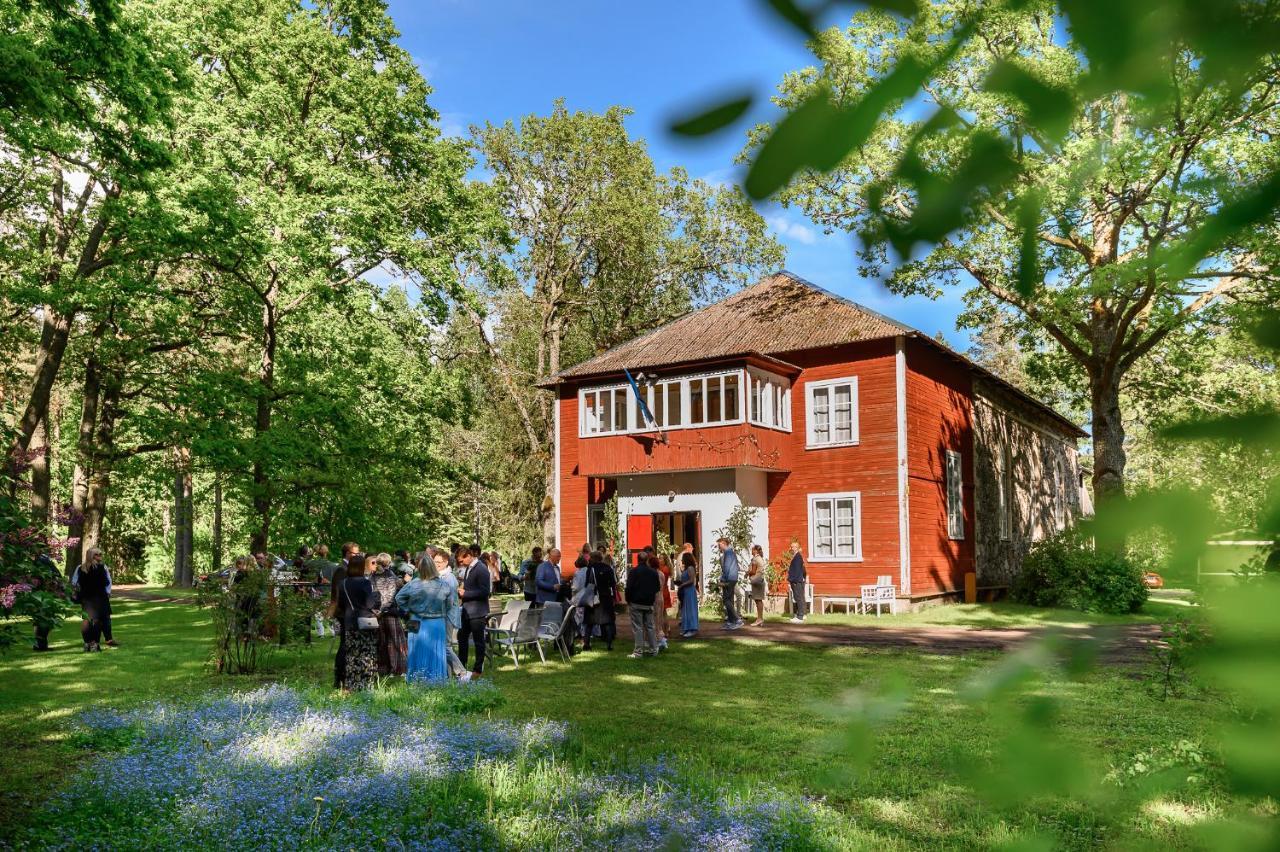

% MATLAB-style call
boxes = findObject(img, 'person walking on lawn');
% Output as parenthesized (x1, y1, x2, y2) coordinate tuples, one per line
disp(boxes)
(787, 538, 808, 623)
(625, 556, 662, 658)
(71, 547, 115, 651)
(717, 537, 743, 630)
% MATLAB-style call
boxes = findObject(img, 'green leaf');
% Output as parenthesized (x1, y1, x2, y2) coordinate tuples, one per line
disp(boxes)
(984, 60, 1075, 143)
(764, 0, 818, 37)
(670, 95, 754, 137)
(1014, 190, 1043, 299)
(1248, 311, 1280, 352)
(744, 87, 837, 200)
(809, 55, 934, 172)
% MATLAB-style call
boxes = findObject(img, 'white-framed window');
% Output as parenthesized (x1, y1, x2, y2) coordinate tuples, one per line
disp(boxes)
(747, 368, 792, 432)
(587, 504, 608, 550)
(805, 376, 858, 448)
(579, 369, 744, 437)
(1053, 457, 1067, 531)
(807, 492, 862, 562)
(946, 450, 964, 540)
(580, 385, 634, 436)
(995, 443, 1012, 541)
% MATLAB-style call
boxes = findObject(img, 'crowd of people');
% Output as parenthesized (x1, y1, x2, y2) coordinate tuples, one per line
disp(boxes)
(65, 532, 813, 686)
(299, 535, 812, 690)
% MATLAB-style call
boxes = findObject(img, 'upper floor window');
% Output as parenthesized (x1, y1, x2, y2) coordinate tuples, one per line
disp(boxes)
(581, 385, 632, 436)
(579, 369, 745, 437)
(805, 376, 858, 448)
(946, 449, 964, 540)
(747, 369, 791, 431)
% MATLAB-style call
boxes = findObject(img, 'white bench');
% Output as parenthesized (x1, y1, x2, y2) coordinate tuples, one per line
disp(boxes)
(820, 595, 859, 614)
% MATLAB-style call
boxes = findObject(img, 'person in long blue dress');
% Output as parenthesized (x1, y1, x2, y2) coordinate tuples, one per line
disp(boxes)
(396, 547, 459, 684)
(677, 551, 700, 637)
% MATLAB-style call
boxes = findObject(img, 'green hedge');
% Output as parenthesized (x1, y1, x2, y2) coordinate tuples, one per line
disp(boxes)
(1011, 531, 1149, 614)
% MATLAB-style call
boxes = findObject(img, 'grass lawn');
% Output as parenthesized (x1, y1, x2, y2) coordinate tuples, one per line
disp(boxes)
(0, 597, 1229, 849)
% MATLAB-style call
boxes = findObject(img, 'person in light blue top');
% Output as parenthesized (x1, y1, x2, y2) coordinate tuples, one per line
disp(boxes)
(396, 547, 460, 684)
(434, 549, 468, 680)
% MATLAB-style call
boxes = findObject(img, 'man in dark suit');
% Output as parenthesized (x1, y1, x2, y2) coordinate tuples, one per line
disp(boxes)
(787, 538, 808, 623)
(456, 545, 492, 679)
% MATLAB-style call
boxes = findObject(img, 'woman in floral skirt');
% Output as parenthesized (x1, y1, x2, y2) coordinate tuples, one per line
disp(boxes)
(336, 554, 381, 691)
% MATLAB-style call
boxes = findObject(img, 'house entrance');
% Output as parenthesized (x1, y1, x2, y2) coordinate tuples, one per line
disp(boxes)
(627, 511, 701, 566)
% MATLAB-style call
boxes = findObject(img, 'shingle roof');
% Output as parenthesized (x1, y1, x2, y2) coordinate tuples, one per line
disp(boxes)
(556, 271, 910, 379)
(551, 270, 1085, 438)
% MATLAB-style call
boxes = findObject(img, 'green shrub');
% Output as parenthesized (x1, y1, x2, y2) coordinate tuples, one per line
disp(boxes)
(1012, 531, 1148, 614)
(141, 539, 174, 586)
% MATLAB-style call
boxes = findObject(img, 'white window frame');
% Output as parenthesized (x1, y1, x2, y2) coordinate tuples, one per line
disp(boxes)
(805, 376, 859, 449)
(807, 491, 863, 563)
(578, 368, 746, 438)
(746, 367, 792, 432)
(946, 450, 964, 540)
(587, 504, 607, 550)
(1053, 457, 1067, 531)
(996, 443, 1012, 541)
(578, 384, 636, 437)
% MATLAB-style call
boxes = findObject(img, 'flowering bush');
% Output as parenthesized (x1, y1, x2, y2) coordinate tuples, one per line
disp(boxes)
(0, 476, 75, 652)
(17, 684, 827, 850)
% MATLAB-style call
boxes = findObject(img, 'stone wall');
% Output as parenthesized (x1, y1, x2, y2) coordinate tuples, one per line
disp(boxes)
(972, 378, 1083, 587)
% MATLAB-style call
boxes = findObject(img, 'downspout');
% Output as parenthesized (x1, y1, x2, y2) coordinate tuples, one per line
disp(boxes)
(895, 336, 911, 593)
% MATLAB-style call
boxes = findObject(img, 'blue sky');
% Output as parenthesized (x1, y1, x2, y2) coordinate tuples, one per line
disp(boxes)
(387, 0, 971, 348)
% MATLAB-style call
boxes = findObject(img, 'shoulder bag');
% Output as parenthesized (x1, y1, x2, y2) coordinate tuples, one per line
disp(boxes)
(343, 581, 379, 631)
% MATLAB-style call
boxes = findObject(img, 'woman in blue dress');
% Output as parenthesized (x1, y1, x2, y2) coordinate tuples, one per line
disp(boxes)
(395, 547, 459, 683)
(677, 551, 699, 637)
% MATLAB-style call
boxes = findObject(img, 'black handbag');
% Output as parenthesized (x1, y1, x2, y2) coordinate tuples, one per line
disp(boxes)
(405, 618, 421, 634)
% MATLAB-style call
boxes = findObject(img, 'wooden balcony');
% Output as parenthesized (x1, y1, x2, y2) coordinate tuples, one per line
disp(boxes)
(576, 422, 792, 477)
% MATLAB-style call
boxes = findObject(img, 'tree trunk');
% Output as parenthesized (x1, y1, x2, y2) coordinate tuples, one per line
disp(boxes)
(1090, 371, 1127, 547)
(172, 448, 194, 587)
(29, 416, 51, 529)
(66, 360, 102, 573)
(15, 308, 75, 455)
(250, 290, 278, 555)
(212, 473, 224, 573)
(82, 380, 122, 555)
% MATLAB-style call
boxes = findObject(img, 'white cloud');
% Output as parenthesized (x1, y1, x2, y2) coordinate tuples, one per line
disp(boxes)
(767, 214, 817, 245)
(438, 111, 469, 140)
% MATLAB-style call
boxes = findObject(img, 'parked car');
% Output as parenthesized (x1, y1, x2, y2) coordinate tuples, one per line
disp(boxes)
(1142, 571, 1164, 589)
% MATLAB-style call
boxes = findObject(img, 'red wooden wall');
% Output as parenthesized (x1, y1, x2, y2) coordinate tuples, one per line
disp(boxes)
(764, 339, 902, 596)
(904, 339, 975, 596)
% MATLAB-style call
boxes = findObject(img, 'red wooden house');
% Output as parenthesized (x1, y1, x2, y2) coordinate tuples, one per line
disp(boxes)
(544, 272, 1087, 605)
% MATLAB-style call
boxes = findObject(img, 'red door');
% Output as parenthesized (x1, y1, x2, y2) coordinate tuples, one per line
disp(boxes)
(627, 514, 653, 567)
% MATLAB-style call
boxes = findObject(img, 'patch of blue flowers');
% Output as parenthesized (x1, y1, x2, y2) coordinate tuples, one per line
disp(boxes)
(26, 685, 823, 850)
